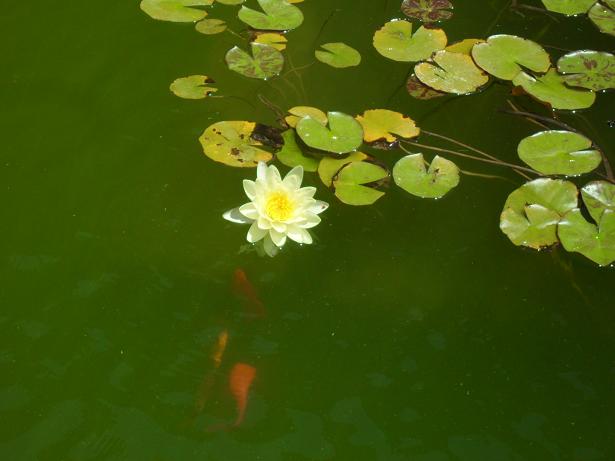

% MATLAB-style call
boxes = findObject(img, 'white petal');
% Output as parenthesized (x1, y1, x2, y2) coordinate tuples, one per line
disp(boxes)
(266, 164, 282, 186)
(258, 215, 272, 229)
(247, 222, 267, 243)
(271, 221, 287, 233)
(300, 228, 313, 244)
(309, 200, 329, 214)
(243, 180, 256, 200)
(298, 186, 317, 199)
(299, 212, 321, 229)
(288, 226, 312, 244)
(257, 162, 268, 181)
(239, 202, 258, 220)
(263, 234, 280, 257)
(283, 166, 304, 189)
(223, 208, 252, 224)
(269, 229, 287, 247)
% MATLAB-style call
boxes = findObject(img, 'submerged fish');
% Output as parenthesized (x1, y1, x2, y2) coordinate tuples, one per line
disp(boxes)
(233, 268, 266, 319)
(229, 362, 256, 427)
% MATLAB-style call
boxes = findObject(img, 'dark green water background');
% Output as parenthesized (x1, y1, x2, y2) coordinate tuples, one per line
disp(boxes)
(1, 0, 615, 459)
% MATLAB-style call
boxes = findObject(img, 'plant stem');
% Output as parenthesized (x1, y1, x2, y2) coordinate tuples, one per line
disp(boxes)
(506, 100, 549, 130)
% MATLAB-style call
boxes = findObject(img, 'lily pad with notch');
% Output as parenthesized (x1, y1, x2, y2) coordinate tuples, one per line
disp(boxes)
(401, 0, 454, 22)
(557, 50, 615, 91)
(541, 0, 595, 15)
(356, 109, 420, 143)
(199, 121, 273, 167)
(253, 32, 288, 50)
(373, 20, 447, 62)
(318, 152, 369, 187)
(276, 130, 319, 172)
(393, 153, 460, 199)
(225, 43, 284, 79)
(315, 43, 362, 68)
(589, 1, 615, 37)
(238, 0, 304, 31)
(169, 75, 217, 99)
(285, 106, 328, 128)
(581, 181, 615, 223)
(140, 0, 213, 22)
(415, 50, 489, 94)
(296, 112, 364, 154)
(333, 161, 389, 206)
(196, 18, 227, 34)
(558, 209, 615, 266)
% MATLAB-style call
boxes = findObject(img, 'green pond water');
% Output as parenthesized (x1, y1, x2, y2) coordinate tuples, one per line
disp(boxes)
(2, 0, 615, 459)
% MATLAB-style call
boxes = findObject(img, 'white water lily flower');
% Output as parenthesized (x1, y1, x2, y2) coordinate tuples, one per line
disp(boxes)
(223, 162, 329, 256)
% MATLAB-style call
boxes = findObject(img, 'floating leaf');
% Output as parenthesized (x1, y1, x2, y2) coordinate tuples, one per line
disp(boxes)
(517, 130, 601, 176)
(225, 43, 284, 79)
(589, 1, 615, 37)
(373, 20, 447, 62)
(541, 0, 594, 15)
(276, 130, 319, 171)
(356, 109, 420, 143)
(315, 43, 362, 68)
(406, 74, 446, 99)
(318, 152, 368, 187)
(253, 32, 287, 50)
(140, 0, 213, 22)
(500, 178, 578, 249)
(558, 209, 615, 266)
(196, 18, 227, 34)
(169, 75, 217, 99)
(581, 181, 615, 223)
(512, 68, 596, 110)
(333, 161, 388, 206)
(393, 154, 460, 199)
(216, 0, 244, 4)
(557, 50, 615, 91)
(445, 38, 483, 55)
(471, 35, 550, 80)
(401, 0, 454, 22)
(238, 0, 304, 31)
(285, 106, 328, 128)
(415, 50, 489, 94)
(199, 121, 272, 167)
(296, 112, 364, 154)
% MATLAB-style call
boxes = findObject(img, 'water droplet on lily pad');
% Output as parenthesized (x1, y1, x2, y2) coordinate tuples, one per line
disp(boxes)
(541, 0, 595, 15)
(558, 209, 615, 266)
(557, 50, 615, 91)
(581, 181, 615, 223)
(589, 1, 615, 37)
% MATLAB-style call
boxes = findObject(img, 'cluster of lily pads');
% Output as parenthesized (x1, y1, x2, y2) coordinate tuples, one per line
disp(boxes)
(541, 0, 615, 36)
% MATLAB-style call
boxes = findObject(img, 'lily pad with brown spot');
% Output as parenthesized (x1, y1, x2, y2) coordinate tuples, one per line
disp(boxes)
(401, 0, 454, 22)
(225, 43, 284, 79)
(406, 74, 446, 99)
(557, 50, 615, 91)
(170, 75, 218, 99)
(199, 121, 272, 167)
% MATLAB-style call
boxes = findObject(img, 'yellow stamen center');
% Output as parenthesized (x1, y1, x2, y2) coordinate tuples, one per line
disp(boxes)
(265, 191, 295, 221)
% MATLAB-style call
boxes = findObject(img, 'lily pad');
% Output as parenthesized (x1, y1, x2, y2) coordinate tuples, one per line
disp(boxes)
(541, 0, 594, 15)
(471, 34, 550, 80)
(315, 43, 362, 68)
(199, 121, 272, 167)
(318, 152, 368, 187)
(445, 38, 483, 55)
(401, 0, 454, 22)
(406, 74, 446, 99)
(373, 20, 447, 62)
(414, 50, 489, 94)
(285, 106, 328, 128)
(296, 112, 364, 154)
(589, 1, 615, 37)
(195, 18, 227, 34)
(217, 0, 244, 4)
(581, 181, 615, 223)
(225, 43, 284, 79)
(356, 109, 420, 143)
(517, 130, 601, 176)
(276, 130, 319, 172)
(238, 0, 304, 31)
(253, 32, 287, 50)
(500, 178, 578, 248)
(170, 75, 217, 99)
(512, 68, 596, 110)
(333, 161, 388, 206)
(558, 209, 615, 266)
(140, 0, 213, 22)
(557, 50, 615, 91)
(393, 154, 460, 199)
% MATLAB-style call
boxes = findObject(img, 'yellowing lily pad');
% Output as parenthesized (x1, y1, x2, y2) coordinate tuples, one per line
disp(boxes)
(393, 154, 460, 199)
(199, 121, 272, 167)
(285, 106, 328, 128)
(415, 50, 489, 94)
(445, 38, 483, 55)
(253, 32, 287, 50)
(355, 109, 420, 143)
(140, 0, 213, 22)
(557, 50, 615, 91)
(238, 0, 304, 31)
(541, 0, 594, 15)
(196, 18, 227, 34)
(558, 209, 615, 266)
(472, 34, 550, 80)
(276, 130, 319, 172)
(589, 1, 615, 37)
(216, 0, 244, 4)
(401, 0, 454, 22)
(296, 112, 364, 154)
(315, 43, 362, 68)
(581, 181, 615, 223)
(518, 130, 601, 176)
(170, 75, 217, 99)
(318, 152, 368, 187)
(333, 161, 388, 206)
(373, 20, 447, 62)
(512, 68, 596, 110)
(225, 43, 284, 79)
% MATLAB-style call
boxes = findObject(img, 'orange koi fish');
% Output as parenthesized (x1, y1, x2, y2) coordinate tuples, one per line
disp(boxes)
(211, 329, 228, 369)
(229, 363, 256, 427)
(233, 268, 266, 319)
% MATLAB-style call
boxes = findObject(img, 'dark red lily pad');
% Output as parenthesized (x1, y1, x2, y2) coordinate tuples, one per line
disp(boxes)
(401, 0, 454, 23)
(406, 74, 446, 99)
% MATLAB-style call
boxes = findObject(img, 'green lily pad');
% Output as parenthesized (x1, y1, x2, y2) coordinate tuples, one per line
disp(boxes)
(140, 0, 213, 22)
(217, 0, 244, 4)
(541, 0, 594, 15)
(393, 154, 460, 199)
(406, 74, 446, 99)
(355, 109, 420, 143)
(199, 121, 273, 167)
(315, 43, 362, 68)
(276, 130, 319, 172)
(581, 181, 615, 223)
(500, 178, 578, 249)
(517, 130, 601, 176)
(225, 43, 284, 79)
(318, 152, 368, 187)
(557, 50, 615, 91)
(401, 0, 454, 22)
(195, 18, 227, 34)
(285, 106, 328, 128)
(414, 50, 489, 94)
(333, 161, 388, 206)
(471, 34, 550, 80)
(238, 0, 304, 31)
(512, 68, 596, 110)
(296, 112, 364, 154)
(558, 209, 615, 266)
(373, 20, 447, 62)
(589, 1, 615, 37)
(170, 75, 217, 99)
